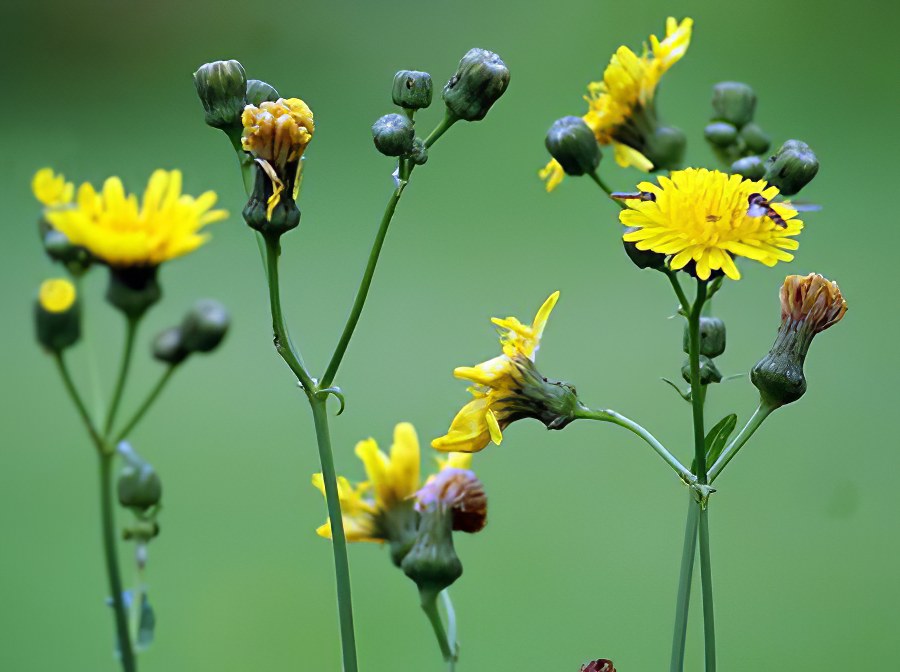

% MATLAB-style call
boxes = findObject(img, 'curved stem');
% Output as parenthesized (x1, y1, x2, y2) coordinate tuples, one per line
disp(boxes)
(669, 496, 699, 672)
(424, 113, 458, 149)
(114, 366, 178, 443)
(310, 396, 358, 672)
(54, 353, 104, 452)
(104, 316, 139, 437)
(100, 452, 137, 672)
(422, 591, 455, 665)
(664, 269, 691, 316)
(707, 402, 776, 483)
(321, 185, 404, 388)
(574, 406, 695, 484)
(588, 170, 624, 208)
(699, 508, 716, 672)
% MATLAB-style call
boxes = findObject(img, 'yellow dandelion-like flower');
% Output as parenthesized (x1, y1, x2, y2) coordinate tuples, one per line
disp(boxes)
(620, 168, 803, 280)
(38, 278, 77, 313)
(540, 17, 693, 191)
(37, 169, 227, 267)
(32, 169, 74, 207)
(433, 292, 570, 453)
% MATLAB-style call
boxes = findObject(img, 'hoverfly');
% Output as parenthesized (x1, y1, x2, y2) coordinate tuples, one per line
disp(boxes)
(610, 191, 656, 202)
(747, 192, 821, 228)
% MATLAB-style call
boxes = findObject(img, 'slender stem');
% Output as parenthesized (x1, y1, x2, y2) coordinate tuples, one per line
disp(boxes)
(441, 589, 458, 668)
(422, 592, 455, 664)
(588, 170, 624, 208)
(54, 353, 105, 452)
(698, 508, 716, 672)
(664, 269, 691, 317)
(309, 396, 358, 672)
(669, 496, 699, 672)
(573, 406, 695, 484)
(100, 453, 137, 672)
(104, 316, 139, 437)
(321, 186, 403, 388)
(424, 113, 458, 149)
(228, 129, 254, 196)
(707, 402, 776, 483)
(262, 237, 317, 393)
(115, 366, 178, 443)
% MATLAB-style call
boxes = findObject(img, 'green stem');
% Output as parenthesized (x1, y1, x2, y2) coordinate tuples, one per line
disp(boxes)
(422, 591, 455, 665)
(104, 316, 139, 437)
(699, 508, 716, 672)
(262, 237, 317, 393)
(100, 452, 137, 672)
(114, 366, 178, 443)
(707, 402, 776, 483)
(669, 496, 699, 672)
(309, 396, 358, 672)
(440, 589, 458, 670)
(588, 170, 624, 208)
(321, 185, 403, 388)
(228, 129, 254, 196)
(424, 113, 458, 149)
(54, 353, 105, 452)
(573, 406, 695, 484)
(664, 269, 691, 316)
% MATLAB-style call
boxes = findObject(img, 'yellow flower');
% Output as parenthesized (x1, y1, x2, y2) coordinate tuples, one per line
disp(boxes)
(620, 168, 803, 280)
(37, 169, 227, 267)
(313, 422, 473, 544)
(38, 278, 77, 313)
(433, 292, 579, 453)
(32, 169, 74, 207)
(540, 17, 693, 191)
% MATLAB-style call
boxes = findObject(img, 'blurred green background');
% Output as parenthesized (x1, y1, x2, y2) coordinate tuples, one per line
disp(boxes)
(1, 0, 897, 670)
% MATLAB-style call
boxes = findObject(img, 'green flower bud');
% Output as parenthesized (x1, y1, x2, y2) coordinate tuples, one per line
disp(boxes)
(245, 79, 280, 106)
(731, 156, 766, 180)
(704, 122, 739, 148)
(392, 70, 433, 109)
(622, 226, 666, 270)
(739, 122, 770, 155)
(152, 327, 189, 365)
(683, 317, 727, 358)
(442, 48, 510, 122)
(42, 229, 93, 276)
(371, 113, 415, 157)
(642, 126, 686, 171)
(681, 355, 723, 385)
(407, 137, 428, 165)
(117, 443, 162, 512)
(711, 82, 757, 128)
(545, 116, 601, 177)
(401, 501, 462, 599)
(764, 140, 819, 196)
(193, 60, 247, 131)
(242, 161, 301, 238)
(105, 267, 161, 320)
(34, 279, 81, 352)
(179, 300, 230, 354)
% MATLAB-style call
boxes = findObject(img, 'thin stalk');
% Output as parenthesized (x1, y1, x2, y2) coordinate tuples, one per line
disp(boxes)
(588, 170, 623, 208)
(698, 508, 716, 672)
(309, 397, 358, 672)
(669, 496, 699, 672)
(100, 453, 137, 672)
(228, 129, 254, 196)
(422, 592, 455, 666)
(54, 353, 104, 451)
(424, 113, 458, 149)
(115, 366, 178, 443)
(707, 402, 776, 483)
(441, 589, 458, 668)
(664, 269, 691, 317)
(104, 316, 139, 437)
(573, 406, 695, 484)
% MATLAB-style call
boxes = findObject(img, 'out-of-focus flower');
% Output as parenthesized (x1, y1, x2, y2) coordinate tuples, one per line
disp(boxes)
(34, 278, 80, 352)
(32, 169, 74, 207)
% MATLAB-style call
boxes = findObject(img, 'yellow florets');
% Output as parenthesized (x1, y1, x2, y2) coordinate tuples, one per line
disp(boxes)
(241, 98, 314, 169)
(32, 169, 74, 207)
(38, 278, 77, 313)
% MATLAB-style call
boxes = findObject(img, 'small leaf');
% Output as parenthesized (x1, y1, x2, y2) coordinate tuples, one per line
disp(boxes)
(705, 414, 737, 467)
(136, 593, 156, 649)
(661, 377, 692, 403)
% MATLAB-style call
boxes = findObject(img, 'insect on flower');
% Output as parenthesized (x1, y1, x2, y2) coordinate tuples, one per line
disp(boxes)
(611, 191, 656, 202)
(747, 193, 821, 228)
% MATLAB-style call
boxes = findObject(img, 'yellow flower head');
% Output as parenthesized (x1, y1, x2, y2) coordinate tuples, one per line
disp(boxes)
(620, 168, 803, 280)
(780, 273, 847, 333)
(38, 278, 77, 313)
(313, 423, 473, 544)
(32, 169, 74, 207)
(37, 169, 227, 267)
(540, 17, 693, 191)
(433, 292, 578, 454)
(241, 98, 314, 169)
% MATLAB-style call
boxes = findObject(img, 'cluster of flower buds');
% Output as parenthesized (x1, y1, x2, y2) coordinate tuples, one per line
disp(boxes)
(193, 60, 280, 138)
(152, 299, 231, 366)
(681, 316, 727, 386)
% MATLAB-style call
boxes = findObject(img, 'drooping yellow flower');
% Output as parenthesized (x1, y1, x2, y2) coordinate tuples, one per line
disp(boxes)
(36, 169, 227, 267)
(313, 422, 473, 543)
(540, 17, 693, 191)
(620, 168, 803, 280)
(433, 292, 578, 453)
(32, 169, 74, 207)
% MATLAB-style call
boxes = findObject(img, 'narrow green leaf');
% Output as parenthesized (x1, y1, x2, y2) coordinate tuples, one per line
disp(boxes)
(661, 377, 692, 403)
(137, 593, 156, 649)
(705, 413, 737, 467)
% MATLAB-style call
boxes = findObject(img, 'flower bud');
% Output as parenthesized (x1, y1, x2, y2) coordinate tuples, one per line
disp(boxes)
(193, 60, 247, 131)
(642, 125, 686, 171)
(401, 500, 463, 599)
(622, 226, 666, 270)
(34, 279, 80, 352)
(545, 116, 601, 177)
(371, 113, 415, 157)
(581, 661, 616, 672)
(416, 468, 487, 534)
(152, 327, 189, 366)
(704, 122, 738, 148)
(392, 70, 433, 109)
(245, 79, 280, 106)
(117, 443, 162, 512)
(105, 267, 161, 319)
(42, 229, 93, 276)
(681, 355, 722, 385)
(179, 299, 230, 354)
(711, 82, 757, 128)
(731, 155, 766, 180)
(751, 274, 846, 408)
(683, 317, 727, 358)
(442, 48, 510, 122)
(764, 140, 819, 196)
(407, 137, 429, 165)
(739, 122, 770, 155)
(242, 160, 301, 237)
